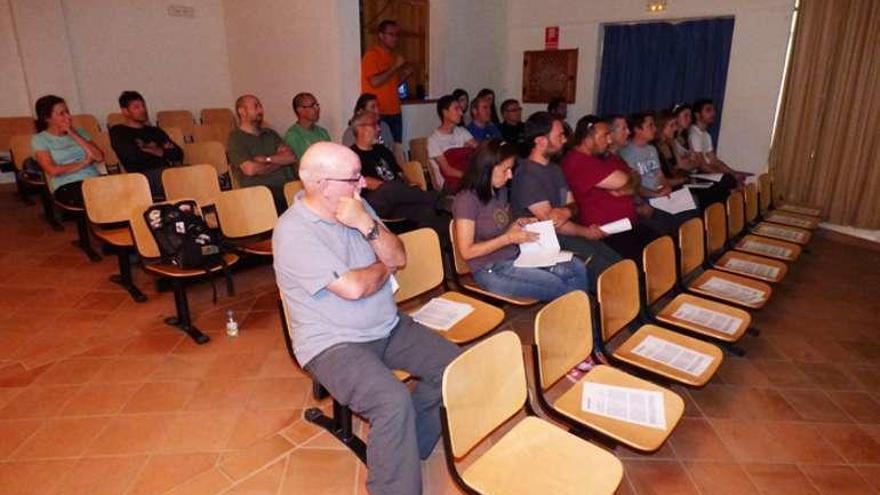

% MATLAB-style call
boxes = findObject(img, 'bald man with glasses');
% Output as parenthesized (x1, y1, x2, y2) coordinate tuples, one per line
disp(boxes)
(273, 142, 460, 495)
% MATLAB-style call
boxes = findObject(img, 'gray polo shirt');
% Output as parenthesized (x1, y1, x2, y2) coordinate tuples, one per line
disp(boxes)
(273, 192, 399, 366)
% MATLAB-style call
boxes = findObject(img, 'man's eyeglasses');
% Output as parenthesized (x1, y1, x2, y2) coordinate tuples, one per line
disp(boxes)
(299, 103, 320, 109)
(323, 175, 363, 184)
(504, 107, 522, 113)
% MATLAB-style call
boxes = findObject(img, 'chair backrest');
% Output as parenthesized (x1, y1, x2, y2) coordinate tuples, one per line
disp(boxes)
(162, 164, 222, 207)
(82, 173, 152, 224)
(157, 110, 196, 138)
(9, 134, 33, 171)
(597, 260, 641, 342)
(182, 141, 229, 176)
(106, 112, 125, 129)
(193, 123, 232, 144)
(744, 183, 759, 223)
(92, 132, 120, 167)
(758, 173, 772, 215)
(215, 186, 278, 238)
(704, 203, 727, 256)
(284, 180, 304, 206)
(200, 108, 235, 127)
(0, 116, 36, 136)
(642, 236, 677, 305)
(534, 290, 594, 390)
(395, 228, 444, 303)
(71, 114, 101, 136)
(401, 160, 427, 191)
(164, 126, 186, 148)
(726, 191, 745, 238)
(678, 217, 706, 278)
(409, 137, 428, 168)
(442, 331, 527, 458)
(448, 220, 471, 276)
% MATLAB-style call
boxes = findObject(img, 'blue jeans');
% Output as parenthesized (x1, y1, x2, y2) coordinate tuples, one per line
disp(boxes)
(381, 113, 403, 143)
(472, 258, 588, 302)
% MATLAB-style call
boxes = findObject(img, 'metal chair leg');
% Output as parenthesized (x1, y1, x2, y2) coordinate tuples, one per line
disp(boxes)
(74, 215, 101, 262)
(164, 279, 210, 344)
(109, 249, 147, 302)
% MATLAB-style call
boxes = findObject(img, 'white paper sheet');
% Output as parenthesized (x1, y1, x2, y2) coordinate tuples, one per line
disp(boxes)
(766, 214, 812, 228)
(691, 173, 724, 182)
(411, 298, 474, 331)
(599, 218, 633, 235)
(739, 240, 793, 258)
(649, 188, 698, 215)
(581, 382, 667, 430)
(780, 205, 821, 216)
(514, 221, 569, 268)
(630, 335, 714, 377)
(671, 303, 743, 335)
(683, 182, 713, 189)
(698, 276, 766, 304)
(755, 224, 806, 242)
(722, 258, 780, 279)
(390, 275, 400, 294)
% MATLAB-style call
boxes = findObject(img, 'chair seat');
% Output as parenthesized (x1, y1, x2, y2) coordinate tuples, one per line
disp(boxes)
(735, 235, 801, 261)
(458, 273, 539, 306)
(407, 291, 504, 344)
(687, 269, 772, 309)
(764, 211, 819, 230)
(462, 416, 623, 495)
(613, 324, 724, 387)
(143, 253, 239, 278)
(715, 251, 787, 283)
(92, 226, 133, 247)
(553, 364, 683, 452)
(752, 222, 811, 245)
(776, 204, 822, 217)
(656, 293, 750, 342)
(238, 239, 272, 256)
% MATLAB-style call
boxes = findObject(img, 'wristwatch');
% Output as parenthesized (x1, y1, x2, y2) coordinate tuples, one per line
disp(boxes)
(265, 156, 272, 164)
(363, 220, 380, 241)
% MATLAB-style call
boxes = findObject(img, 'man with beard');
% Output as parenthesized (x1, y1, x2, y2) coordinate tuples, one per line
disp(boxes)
(511, 111, 621, 291)
(109, 91, 183, 198)
(227, 94, 298, 213)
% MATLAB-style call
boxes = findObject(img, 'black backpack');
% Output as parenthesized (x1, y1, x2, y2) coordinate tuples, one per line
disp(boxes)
(143, 200, 234, 300)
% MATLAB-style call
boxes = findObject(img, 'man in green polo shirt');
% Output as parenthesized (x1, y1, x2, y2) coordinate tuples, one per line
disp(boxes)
(227, 94, 298, 213)
(283, 92, 332, 159)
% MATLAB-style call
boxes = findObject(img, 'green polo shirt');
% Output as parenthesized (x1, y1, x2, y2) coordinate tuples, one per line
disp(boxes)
(226, 127, 296, 188)
(283, 122, 331, 160)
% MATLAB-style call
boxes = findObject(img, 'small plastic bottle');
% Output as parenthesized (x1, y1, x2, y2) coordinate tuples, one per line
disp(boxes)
(226, 310, 239, 337)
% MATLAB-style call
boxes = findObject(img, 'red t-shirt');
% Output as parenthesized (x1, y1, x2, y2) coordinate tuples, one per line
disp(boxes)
(562, 149, 637, 226)
(442, 147, 474, 192)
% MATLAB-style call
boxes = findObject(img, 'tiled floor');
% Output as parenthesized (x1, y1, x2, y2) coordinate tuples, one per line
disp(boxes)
(1, 187, 879, 494)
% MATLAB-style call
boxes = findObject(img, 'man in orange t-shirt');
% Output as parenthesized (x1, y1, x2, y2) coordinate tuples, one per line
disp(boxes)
(361, 20, 413, 144)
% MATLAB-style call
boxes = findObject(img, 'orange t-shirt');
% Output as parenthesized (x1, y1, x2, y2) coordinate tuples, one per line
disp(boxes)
(361, 45, 401, 115)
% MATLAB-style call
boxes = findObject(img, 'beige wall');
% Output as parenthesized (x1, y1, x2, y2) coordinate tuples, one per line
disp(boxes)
(503, 0, 795, 174)
(0, 0, 233, 124)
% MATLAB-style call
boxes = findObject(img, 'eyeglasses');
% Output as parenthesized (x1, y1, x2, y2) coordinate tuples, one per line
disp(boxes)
(322, 174, 363, 184)
(504, 107, 522, 113)
(299, 102, 320, 109)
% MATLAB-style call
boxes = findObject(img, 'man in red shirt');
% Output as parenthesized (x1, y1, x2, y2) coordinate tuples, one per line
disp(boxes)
(361, 20, 414, 144)
(562, 115, 660, 262)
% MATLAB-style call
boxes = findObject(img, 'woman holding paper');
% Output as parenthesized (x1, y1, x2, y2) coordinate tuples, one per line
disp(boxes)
(452, 139, 588, 301)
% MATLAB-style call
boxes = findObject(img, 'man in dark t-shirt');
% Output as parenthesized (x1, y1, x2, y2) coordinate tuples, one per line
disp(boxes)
(511, 111, 621, 290)
(350, 111, 449, 243)
(499, 99, 525, 145)
(109, 91, 183, 198)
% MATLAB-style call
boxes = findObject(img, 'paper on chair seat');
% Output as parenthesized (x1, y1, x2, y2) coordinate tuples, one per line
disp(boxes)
(683, 182, 713, 189)
(740, 240, 793, 258)
(581, 382, 666, 430)
(514, 220, 569, 268)
(412, 298, 474, 331)
(630, 335, 714, 377)
(780, 205, 821, 216)
(698, 276, 766, 304)
(599, 218, 633, 235)
(671, 303, 743, 335)
(691, 173, 724, 182)
(722, 258, 780, 279)
(766, 214, 812, 228)
(755, 224, 806, 242)
(649, 189, 698, 215)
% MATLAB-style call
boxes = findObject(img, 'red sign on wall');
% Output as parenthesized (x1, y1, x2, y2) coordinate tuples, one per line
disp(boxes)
(545, 26, 559, 50)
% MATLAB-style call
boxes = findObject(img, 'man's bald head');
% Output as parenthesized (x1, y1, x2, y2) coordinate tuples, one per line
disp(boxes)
(300, 142, 361, 185)
(235, 95, 263, 126)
